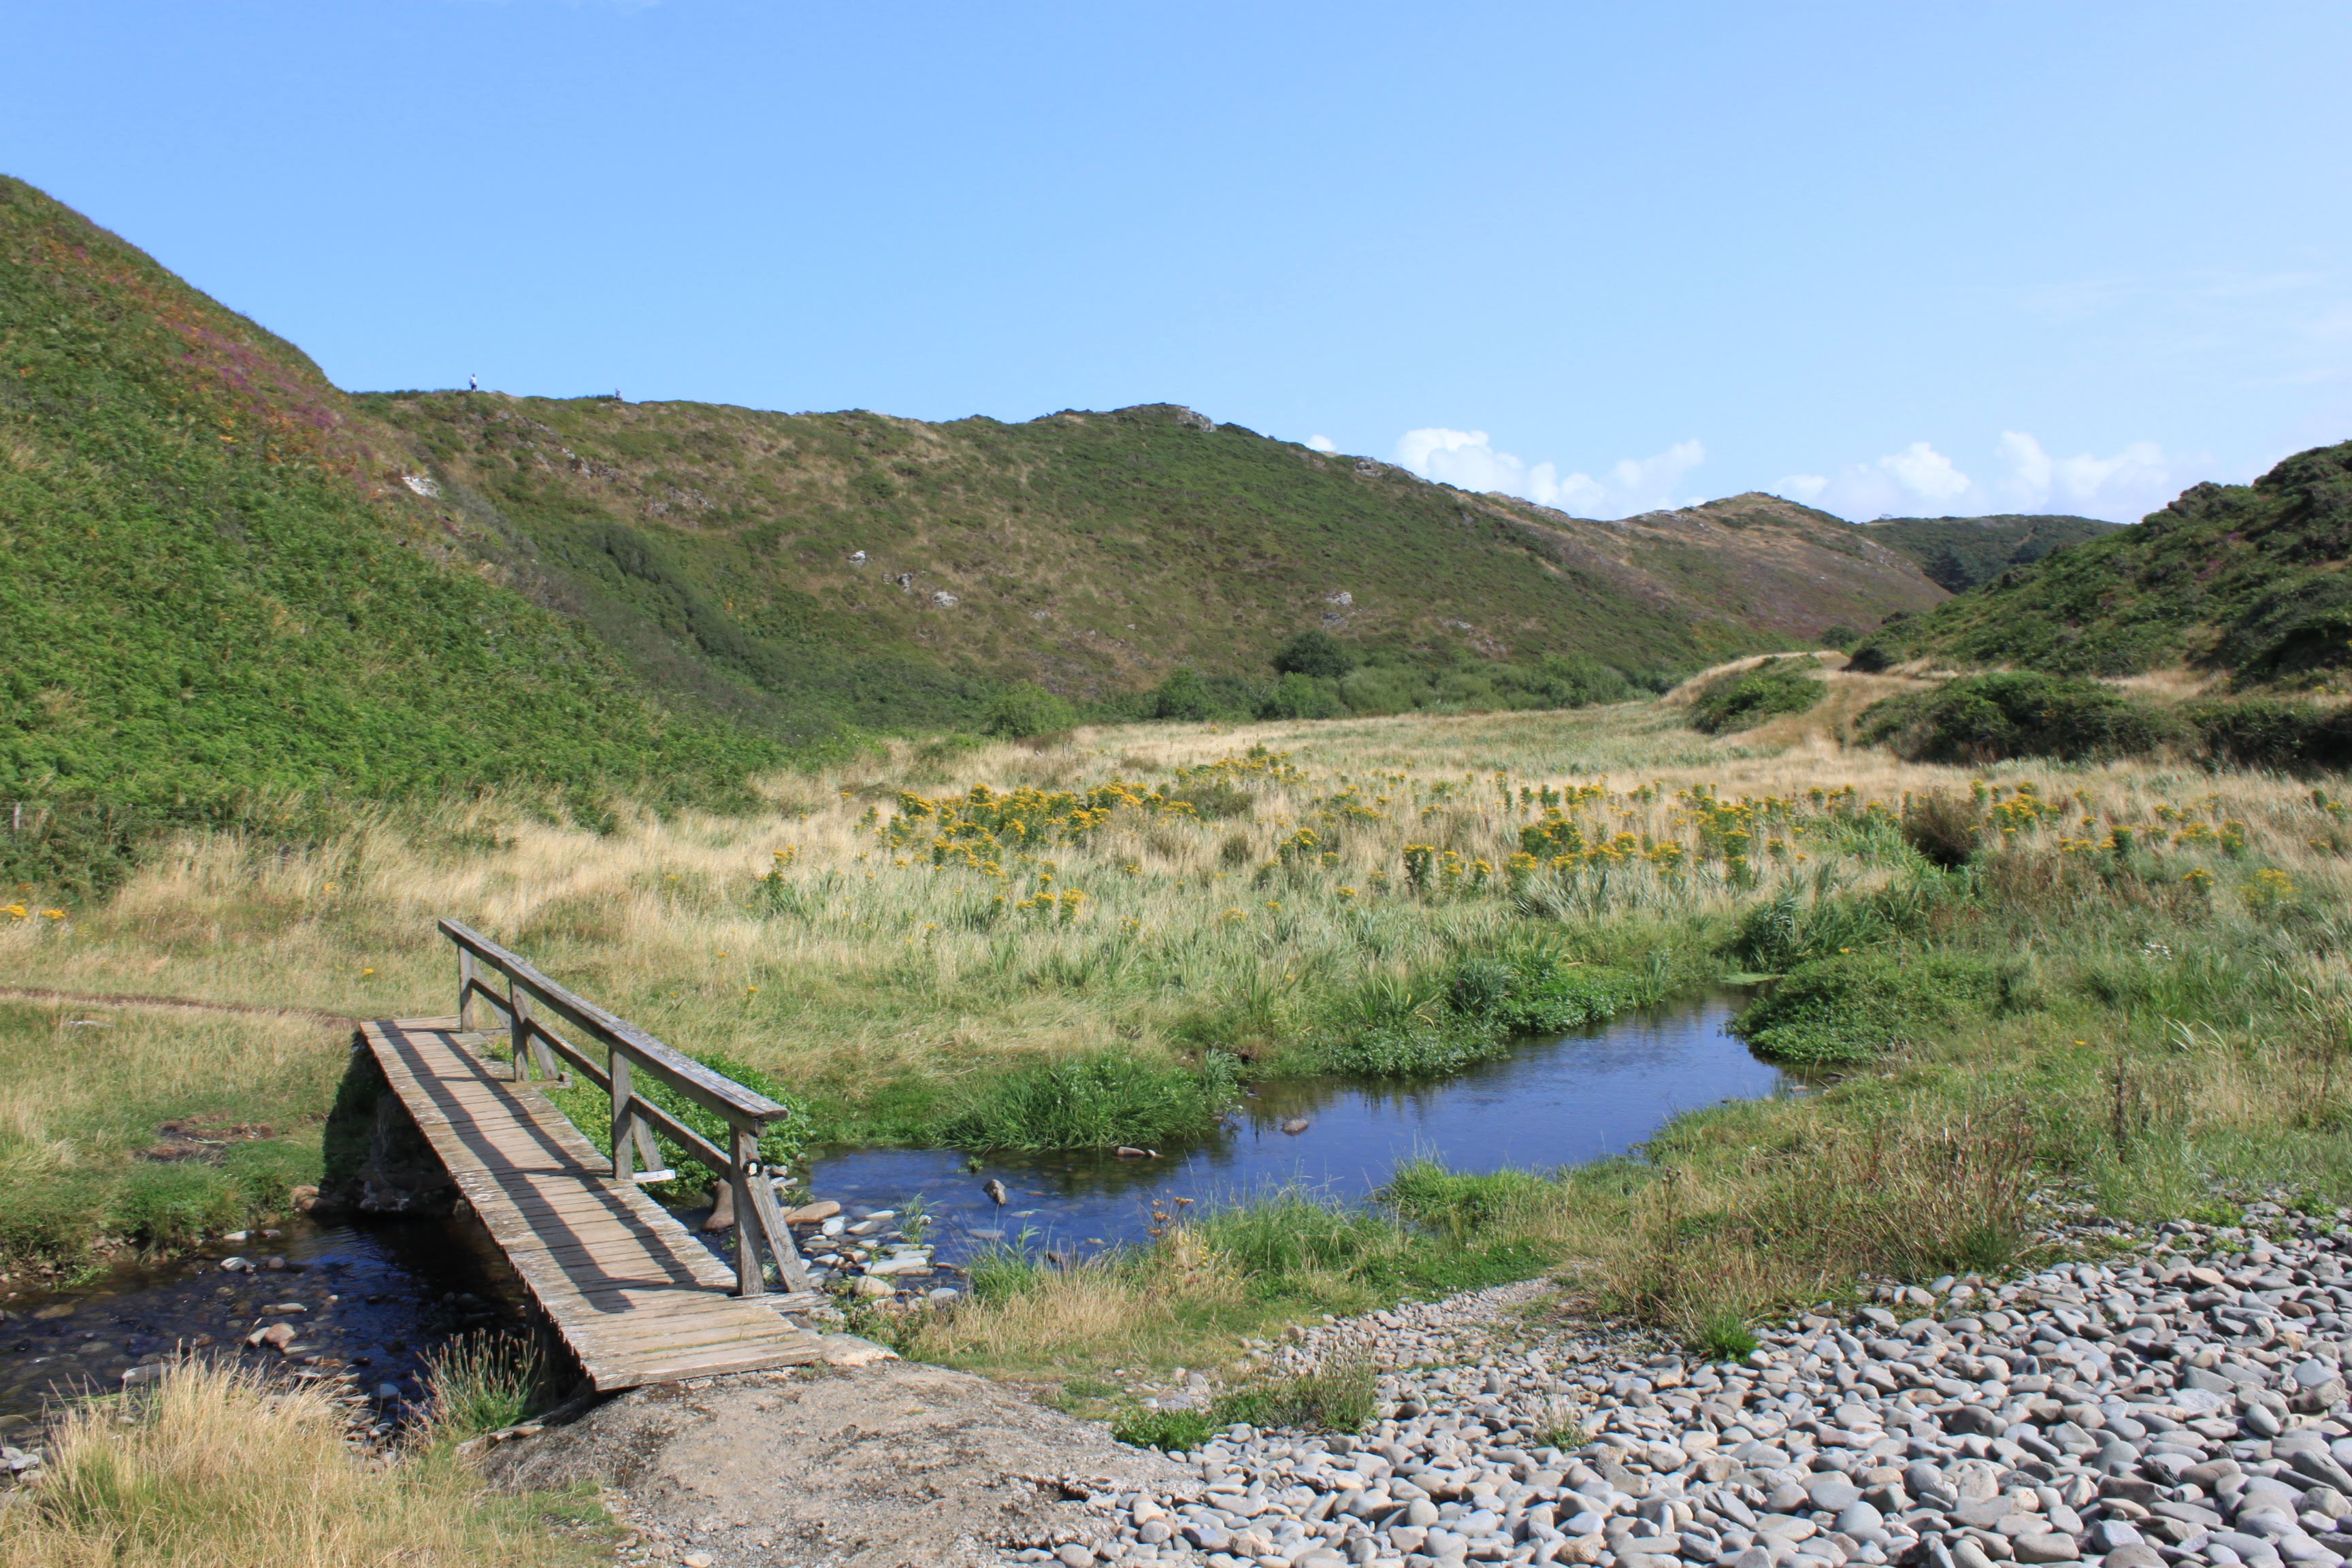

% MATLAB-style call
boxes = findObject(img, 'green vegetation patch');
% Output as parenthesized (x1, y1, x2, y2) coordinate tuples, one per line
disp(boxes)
(1732, 949, 2036, 1065)
(1850, 442, 2352, 686)
(1857, 673, 2181, 763)
(931, 1049, 1240, 1152)
(1687, 658, 1825, 734)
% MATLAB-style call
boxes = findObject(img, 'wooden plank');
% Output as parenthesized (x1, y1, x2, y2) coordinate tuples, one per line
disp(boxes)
(361, 1018, 821, 1391)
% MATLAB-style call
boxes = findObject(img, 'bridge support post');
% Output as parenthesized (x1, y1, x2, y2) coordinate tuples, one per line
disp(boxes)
(458, 949, 478, 1031)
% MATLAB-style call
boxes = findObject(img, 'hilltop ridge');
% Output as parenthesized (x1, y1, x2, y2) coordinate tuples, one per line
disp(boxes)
(1852, 442, 2352, 686)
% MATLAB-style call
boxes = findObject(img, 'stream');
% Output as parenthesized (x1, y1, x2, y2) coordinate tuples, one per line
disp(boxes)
(800, 990, 1784, 1269)
(0, 992, 1780, 1438)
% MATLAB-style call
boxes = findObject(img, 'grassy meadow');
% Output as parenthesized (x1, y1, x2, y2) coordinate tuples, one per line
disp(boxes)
(7, 673, 2352, 1388)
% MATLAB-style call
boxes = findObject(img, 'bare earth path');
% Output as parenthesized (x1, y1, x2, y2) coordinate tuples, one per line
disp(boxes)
(481, 1356, 1192, 1568)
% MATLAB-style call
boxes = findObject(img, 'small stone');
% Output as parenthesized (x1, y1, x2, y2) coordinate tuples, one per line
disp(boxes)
(1056, 1544, 1095, 1567)
(681, 1555, 714, 1568)
(121, 1362, 166, 1387)
(1281, 1119, 1311, 1134)
(259, 1302, 307, 1315)
(784, 1200, 840, 1224)
(245, 1322, 296, 1352)
(851, 1275, 895, 1298)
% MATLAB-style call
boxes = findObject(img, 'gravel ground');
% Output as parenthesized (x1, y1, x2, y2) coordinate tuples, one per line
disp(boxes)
(1024, 1203, 2352, 1568)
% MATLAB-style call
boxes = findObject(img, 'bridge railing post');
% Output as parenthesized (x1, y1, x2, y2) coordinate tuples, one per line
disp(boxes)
(457, 948, 478, 1031)
(610, 1050, 636, 1182)
(730, 1123, 765, 1298)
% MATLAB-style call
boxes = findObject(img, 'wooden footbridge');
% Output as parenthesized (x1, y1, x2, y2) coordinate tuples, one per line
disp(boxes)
(361, 919, 826, 1390)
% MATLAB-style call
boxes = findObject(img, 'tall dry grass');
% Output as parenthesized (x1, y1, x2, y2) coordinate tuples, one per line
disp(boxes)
(0, 1360, 600, 1568)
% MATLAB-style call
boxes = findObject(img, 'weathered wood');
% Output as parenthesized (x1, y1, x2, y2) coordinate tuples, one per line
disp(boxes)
(434, 919, 813, 1297)
(361, 1018, 821, 1390)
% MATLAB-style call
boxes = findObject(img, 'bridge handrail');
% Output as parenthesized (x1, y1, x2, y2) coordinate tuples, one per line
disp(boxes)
(437, 916, 808, 1296)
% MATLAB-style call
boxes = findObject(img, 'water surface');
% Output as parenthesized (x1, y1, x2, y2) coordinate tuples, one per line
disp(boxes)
(802, 992, 1781, 1267)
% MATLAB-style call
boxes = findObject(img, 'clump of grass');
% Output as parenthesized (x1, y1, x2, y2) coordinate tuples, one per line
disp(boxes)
(1111, 1406, 1214, 1452)
(1687, 657, 1825, 734)
(1209, 1358, 1378, 1433)
(423, 1333, 549, 1444)
(932, 1049, 1239, 1152)
(0, 1358, 602, 1568)
(1603, 1110, 2039, 1341)
(1690, 1309, 1758, 1362)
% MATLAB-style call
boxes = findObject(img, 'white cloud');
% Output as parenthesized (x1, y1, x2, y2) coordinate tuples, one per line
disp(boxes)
(1392, 428, 1705, 518)
(1993, 431, 2172, 519)
(1305, 434, 1337, 453)
(1791, 434, 2174, 523)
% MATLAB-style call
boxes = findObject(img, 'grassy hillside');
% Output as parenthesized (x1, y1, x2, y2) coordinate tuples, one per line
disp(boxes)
(1861, 510, 2117, 592)
(363, 400, 1955, 731)
(1852, 442, 2352, 685)
(0, 176, 781, 891)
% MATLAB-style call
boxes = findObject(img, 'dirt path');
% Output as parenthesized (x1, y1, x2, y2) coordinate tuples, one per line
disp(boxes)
(0, 985, 354, 1026)
(481, 1357, 1190, 1568)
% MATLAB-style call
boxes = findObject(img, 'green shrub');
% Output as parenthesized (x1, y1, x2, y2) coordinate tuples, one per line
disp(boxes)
(981, 683, 1078, 738)
(1687, 658, 1825, 734)
(932, 1049, 1239, 1151)
(1259, 672, 1344, 721)
(1857, 672, 2181, 763)
(2187, 698, 2352, 772)
(1323, 950, 1642, 1077)
(1273, 630, 1356, 680)
(1150, 666, 1220, 721)
(1111, 1406, 1215, 1452)
(1733, 950, 2034, 1065)
(423, 1334, 549, 1443)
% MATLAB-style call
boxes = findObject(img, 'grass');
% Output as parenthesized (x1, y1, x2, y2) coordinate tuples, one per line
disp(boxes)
(0, 1002, 340, 1279)
(12, 686, 2352, 1381)
(0, 1360, 606, 1568)
(422, 1334, 552, 1446)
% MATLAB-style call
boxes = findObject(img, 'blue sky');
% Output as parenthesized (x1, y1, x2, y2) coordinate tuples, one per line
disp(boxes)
(7, 2, 2349, 521)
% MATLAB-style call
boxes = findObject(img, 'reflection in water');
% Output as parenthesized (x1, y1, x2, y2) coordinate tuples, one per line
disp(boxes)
(804, 992, 1780, 1267)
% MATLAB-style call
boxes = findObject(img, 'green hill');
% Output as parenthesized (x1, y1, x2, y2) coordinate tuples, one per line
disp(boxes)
(0, 171, 1966, 892)
(0, 176, 779, 890)
(359, 404, 1953, 732)
(1850, 442, 2352, 685)
(1860, 512, 2118, 593)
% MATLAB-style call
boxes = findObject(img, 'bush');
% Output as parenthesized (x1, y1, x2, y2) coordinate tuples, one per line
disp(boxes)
(1901, 789, 1984, 868)
(981, 683, 1077, 739)
(1273, 630, 1356, 680)
(1150, 666, 1219, 721)
(1258, 672, 1343, 721)
(932, 1049, 1239, 1151)
(2187, 698, 2352, 772)
(1733, 950, 2034, 1066)
(1857, 672, 2181, 763)
(1687, 658, 1825, 734)
(1324, 951, 1642, 1077)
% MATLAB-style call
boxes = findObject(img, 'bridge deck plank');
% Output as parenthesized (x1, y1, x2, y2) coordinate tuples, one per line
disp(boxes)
(361, 1017, 823, 1390)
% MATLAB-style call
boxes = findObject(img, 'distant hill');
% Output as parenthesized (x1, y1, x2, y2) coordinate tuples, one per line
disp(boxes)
(0, 169, 1974, 896)
(0, 176, 777, 887)
(360, 405, 1954, 732)
(1860, 512, 2119, 593)
(1851, 442, 2352, 685)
